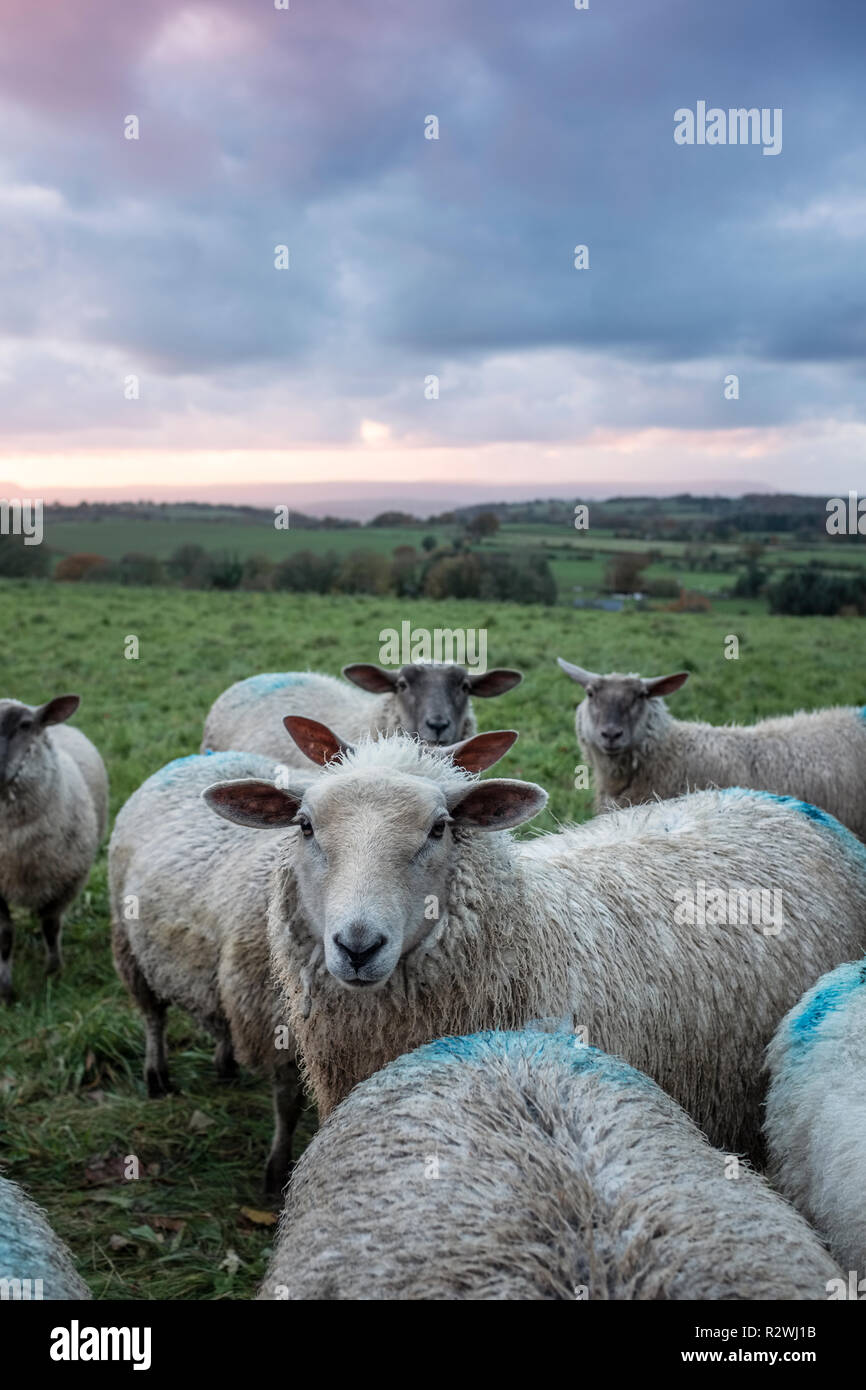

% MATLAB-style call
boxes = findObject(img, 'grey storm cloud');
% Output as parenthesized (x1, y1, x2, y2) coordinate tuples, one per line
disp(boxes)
(0, 0, 864, 446)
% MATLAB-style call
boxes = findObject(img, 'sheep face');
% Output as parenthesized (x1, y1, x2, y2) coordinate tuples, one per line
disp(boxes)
(0, 695, 80, 788)
(203, 726, 546, 991)
(342, 663, 522, 746)
(557, 660, 689, 756)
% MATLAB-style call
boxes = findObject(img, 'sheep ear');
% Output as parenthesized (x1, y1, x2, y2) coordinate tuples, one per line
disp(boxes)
(556, 658, 599, 687)
(440, 730, 518, 774)
(643, 671, 689, 698)
(36, 694, 80, 726)
(468, 669, 523, 697)
(283, 716, 353, 766)
(202, 779, 302, 829)
(342, 664, 396, 693)
(449, 778, 547, 830)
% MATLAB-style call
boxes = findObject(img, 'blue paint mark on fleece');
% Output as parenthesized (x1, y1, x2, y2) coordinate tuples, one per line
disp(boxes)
(150, 750, 269, 786)
(789, 959, 866, 1046)
(396, 1029, 655, 1091)
(244, 672, 309, 695)
(722, 787, 866, 868)
(860, 705, 866, 723)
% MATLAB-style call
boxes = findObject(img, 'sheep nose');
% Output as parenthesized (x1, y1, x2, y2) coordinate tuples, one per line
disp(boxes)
(425, 717, 450, 737)
(333, 932, 387, 970)
(602, 726, 624, 742)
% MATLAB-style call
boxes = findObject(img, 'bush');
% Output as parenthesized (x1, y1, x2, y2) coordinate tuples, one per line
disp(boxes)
(642, 577, 680, 599)
(423, 550, 556, 604)
(167, 544, 207, 580)
(54, 553, 109, 582)
(118, 553, 164, 586)
(241, 554, 276, 591)
(274, 550, 339, 594)
(768, 567, 866, 616)
(666, 589, 712, 613)
(335, 550, 391, 595)
(0, 533, 50, 578)
(732, 562, 768, 599)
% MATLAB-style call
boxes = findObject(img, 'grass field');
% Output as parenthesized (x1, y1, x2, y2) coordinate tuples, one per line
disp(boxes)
(2, 577, 865, 1298)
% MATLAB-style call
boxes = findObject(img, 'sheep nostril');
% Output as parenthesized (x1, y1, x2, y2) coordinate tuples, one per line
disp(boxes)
(334, 934, 387, 969)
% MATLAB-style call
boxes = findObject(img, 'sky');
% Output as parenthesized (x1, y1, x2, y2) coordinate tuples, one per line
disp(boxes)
(0, 0, 864, 501)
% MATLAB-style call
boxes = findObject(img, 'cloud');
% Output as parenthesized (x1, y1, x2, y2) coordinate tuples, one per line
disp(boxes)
(0, 0, 863, 487)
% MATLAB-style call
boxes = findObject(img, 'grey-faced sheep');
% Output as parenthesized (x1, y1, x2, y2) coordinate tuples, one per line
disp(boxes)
(558, 657, 866, 837)
(201, 662, 522, 764)
(109, 749, 309, 1195)
(0, 1175, 90, 1299)
(0, 695, 108, 1002)
(204, 718, 866, 1161)
(764, 958, 866, 1277)
(259, 1029, 841, 1301)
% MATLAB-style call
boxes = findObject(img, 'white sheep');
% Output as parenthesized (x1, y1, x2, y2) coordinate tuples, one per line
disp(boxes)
(0, 1175, 90, 1299)
(764, 958, 866, 1277)
(204, 718, 866, 1160)
(109, 749, 309, 1195)
(557, 657, 866, 837)
(0, 695, 108, 1001)
(201, 662, 522, 764)
(259, 1029, 841, 1301)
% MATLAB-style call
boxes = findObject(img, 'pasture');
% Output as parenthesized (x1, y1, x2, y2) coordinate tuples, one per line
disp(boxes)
(1, 576, 864, 1298)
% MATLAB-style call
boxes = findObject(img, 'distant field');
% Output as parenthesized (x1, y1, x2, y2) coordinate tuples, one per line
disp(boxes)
(43, 517, 866, 611)
(2, 577, 865, 1299)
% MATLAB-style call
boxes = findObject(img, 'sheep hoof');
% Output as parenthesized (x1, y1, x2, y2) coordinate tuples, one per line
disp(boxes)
(145, 1067, 172, 1098)
(44, 956, 62, 976)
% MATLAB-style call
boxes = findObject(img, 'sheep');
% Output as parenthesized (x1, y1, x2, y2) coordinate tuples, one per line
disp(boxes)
(203, 717, 866, 1161)
(557, 657, 866, 837)
(0, 1175, 90, 1299)
(201, 661, 523, 764)
(109, 749, 323, 1195)
(0, 695, 108, 1002)
(259, 1029, 841, 1301)
(764, 958, 866, 1277)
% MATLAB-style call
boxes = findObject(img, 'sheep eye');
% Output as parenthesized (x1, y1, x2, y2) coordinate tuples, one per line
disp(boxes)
(428, 819, 447, 841)
(18, 719, 33, 731)
(586, 689, 594, 699)
(295, 816, 314, 840)
(395, 679, 408, 692)
(462, 681, 471, 693)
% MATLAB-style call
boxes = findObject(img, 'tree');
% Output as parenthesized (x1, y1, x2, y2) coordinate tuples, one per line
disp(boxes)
(466, 511, 500, 543)
(604, 551, 650, 593)
(421, 534, 437, 553)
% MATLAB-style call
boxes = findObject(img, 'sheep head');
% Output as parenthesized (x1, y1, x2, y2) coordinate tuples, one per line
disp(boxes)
(341, 661, 522, 746)
(557, 658, 689, 756)
(202, 725, 546, 990)
(0, 695, 80, 788)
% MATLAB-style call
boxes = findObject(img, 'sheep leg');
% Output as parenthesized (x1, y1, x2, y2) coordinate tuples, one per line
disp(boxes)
(111, 920, 172, 1097)
(38, 900, 65, 975)
(213, 1033, 238, 1080)
(0, 896, 13, 1003)
(264, 1059, 304, 1198)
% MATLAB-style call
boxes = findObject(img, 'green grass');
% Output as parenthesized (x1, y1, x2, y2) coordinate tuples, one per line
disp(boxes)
(1, 578, 865, 1298)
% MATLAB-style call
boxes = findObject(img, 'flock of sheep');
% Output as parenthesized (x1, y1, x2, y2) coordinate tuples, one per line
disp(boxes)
(2, 656, 865, 1300)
